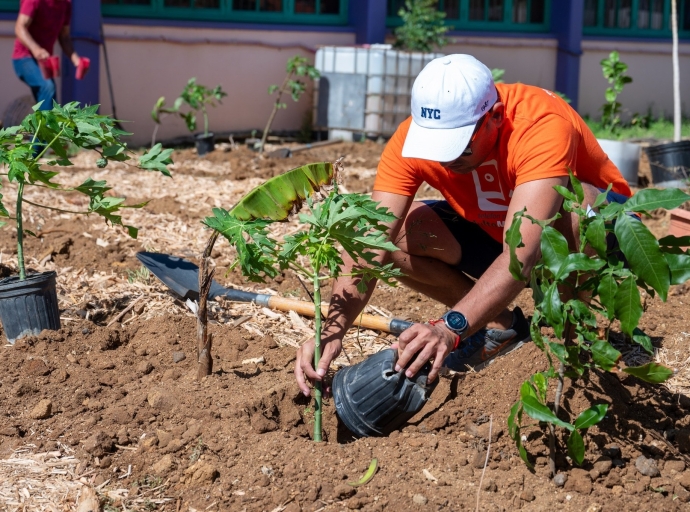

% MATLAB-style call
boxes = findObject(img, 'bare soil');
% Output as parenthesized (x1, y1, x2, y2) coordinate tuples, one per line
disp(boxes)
(2, 141, 690, 511)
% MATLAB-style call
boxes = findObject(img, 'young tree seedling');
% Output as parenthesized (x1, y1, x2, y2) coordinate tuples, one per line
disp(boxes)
(259, 56, 320, 153)
(203, 161, 403, 441)
(506, 172, 690, 475)
(0, 101, 173, 280)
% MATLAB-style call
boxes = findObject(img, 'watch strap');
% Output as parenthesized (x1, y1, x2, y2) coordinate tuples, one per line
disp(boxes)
(429, 318, 462, 351)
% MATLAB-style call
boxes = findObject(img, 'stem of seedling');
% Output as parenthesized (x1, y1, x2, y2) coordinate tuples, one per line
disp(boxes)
(260, 72, 291, 154)
(313, 273, 323, 442)
(16, 181, 26, 280)
(203, 106, 209, 138)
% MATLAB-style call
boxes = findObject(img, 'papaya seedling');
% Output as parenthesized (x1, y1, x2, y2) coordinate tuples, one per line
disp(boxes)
(259, 56, 320, 153)
(203, 161, 403, 441)
(506, 171, 690, 476)
(151, 78, 227, 147)
(600, 51, 633, 135)
(0, 101, 173, 281)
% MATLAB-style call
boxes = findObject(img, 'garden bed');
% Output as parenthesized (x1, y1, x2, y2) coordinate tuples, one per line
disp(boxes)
(1, 141, 690, 511)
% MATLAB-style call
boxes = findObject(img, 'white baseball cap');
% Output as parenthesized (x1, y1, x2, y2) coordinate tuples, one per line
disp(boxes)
(402, 54, 497, 162)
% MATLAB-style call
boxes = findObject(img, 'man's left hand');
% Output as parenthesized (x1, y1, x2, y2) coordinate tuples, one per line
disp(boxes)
(395, 323, 456, 382)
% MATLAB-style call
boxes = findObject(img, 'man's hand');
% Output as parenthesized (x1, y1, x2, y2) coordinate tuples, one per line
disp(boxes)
(295, 336, 343, 397)
(395, 323, 456, 382)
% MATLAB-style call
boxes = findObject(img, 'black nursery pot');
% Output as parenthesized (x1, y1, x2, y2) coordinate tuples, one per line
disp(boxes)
(332, 348, 438, 438)
(645, 140, 690, 188)
(0, 271, 60, 344)
(195, 133, 215, 156)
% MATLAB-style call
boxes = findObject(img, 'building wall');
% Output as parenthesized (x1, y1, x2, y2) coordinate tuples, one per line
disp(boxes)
(579, 39, 690, 120)
(97, 24, 355, 147)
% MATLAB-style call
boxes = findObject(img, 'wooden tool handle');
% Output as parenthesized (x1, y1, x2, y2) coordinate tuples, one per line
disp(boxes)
(266, 295, 399, 333)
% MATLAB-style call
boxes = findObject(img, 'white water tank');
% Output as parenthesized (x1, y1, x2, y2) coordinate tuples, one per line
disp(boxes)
(314, 45, 444, 140)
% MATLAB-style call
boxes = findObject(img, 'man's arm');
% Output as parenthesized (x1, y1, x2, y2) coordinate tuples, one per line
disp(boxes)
(58, 25, 81, 67)
(396, 176, 569, 379)
(294, 190, 414, 396)
(14, 14, 49, 61)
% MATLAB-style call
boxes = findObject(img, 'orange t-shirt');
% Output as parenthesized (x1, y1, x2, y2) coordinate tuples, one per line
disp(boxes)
(374, 83, 631, 243)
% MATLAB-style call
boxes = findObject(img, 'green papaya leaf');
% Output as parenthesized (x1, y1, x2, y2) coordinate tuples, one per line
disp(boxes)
(540, 226, 569, 276)
(622, 362, 674, 383)
(520, 380, 538, 402)
(227, 162, 334, 221)
(615, 213, 670, 300)
(573, 404, 608, 429)
(569, 169, 584, 204)
(567, 430, 585, 465)
(521, 396, 574, 431)
(590, 341, 621, 371)
(613, 276, 642, 336)
(623, 188, 690, 212)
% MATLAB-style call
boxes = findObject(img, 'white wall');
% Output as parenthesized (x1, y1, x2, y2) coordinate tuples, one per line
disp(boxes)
(98, 24, 355, 146)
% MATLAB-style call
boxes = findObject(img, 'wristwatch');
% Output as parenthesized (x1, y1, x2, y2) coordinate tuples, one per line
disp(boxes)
(429, 310, 469, 351)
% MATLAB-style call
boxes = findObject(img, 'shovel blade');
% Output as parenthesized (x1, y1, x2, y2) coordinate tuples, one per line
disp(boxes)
(136, 252, 227, 300)
(266, 147, 291, 158)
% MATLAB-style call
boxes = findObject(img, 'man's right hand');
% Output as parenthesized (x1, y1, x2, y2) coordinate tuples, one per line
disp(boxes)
(295, 336, 343, 397)
(33, 48, 50, 61)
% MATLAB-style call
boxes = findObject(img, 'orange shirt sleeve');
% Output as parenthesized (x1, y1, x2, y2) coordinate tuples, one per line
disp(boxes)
(374, 118, 424, 197)
(511, 114, 578, 187)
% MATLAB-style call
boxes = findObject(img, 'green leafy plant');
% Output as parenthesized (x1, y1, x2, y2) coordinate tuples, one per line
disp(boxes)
(394, 0, 451, 52)
(259, 56, 320, 153)
(600, 51, 633, 135)
(506, 172, 690, 475)
(151, 78, 227, 143)
(203, 162, 403, 441)
(0, 101, 173, 280)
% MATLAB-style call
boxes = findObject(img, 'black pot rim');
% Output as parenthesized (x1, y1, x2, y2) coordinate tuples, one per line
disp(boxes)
(646, 140, 690, 152)
(195, 132, 215, 141)
(0, 270, 57, 287)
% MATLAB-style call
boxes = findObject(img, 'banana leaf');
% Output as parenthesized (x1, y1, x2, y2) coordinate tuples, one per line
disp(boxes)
(228, 161, 334, 221)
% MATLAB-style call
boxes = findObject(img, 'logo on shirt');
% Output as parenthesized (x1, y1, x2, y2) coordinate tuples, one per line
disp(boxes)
(420, 107, 441, 120)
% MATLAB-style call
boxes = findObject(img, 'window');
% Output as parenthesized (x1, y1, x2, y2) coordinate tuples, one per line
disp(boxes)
(584, 0, 690, 37)
(0, 0, 18, 12)
(386, 0, 550, 32)
(101, 0, 345, 24)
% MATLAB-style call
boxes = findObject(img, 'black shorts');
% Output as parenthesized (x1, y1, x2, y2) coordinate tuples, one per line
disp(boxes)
(423, 189, 635, 279)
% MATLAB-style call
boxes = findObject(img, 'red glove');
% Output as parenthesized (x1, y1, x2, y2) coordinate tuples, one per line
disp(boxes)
(76, 57, 90, 80)
(40, 56, 60, 79)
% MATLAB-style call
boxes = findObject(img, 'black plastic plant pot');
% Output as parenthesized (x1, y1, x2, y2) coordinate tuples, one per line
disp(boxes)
(0, 271, 61, 344)
(195, 133, 215, 156)
(332, 348, 438, 438)
(645, 141, 690, 188)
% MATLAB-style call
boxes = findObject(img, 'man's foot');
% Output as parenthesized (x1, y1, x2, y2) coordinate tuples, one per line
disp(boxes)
(443, 307, 531, 372)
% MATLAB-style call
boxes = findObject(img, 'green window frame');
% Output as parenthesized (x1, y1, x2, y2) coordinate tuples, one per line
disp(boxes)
(100, 0, 348, 25)
(386, 0, 551, 33)
(583, 0, 690, 38)
(0, 0, 19, 13)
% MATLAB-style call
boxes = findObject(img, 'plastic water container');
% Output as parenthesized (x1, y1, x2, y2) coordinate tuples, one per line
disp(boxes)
(315, 45, 444, 139)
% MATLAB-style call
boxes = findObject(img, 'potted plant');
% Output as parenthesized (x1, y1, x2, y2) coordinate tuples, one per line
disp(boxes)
(0, 101, 173, 344)
(152, 78, 227, 156)
(596, 51, 641, 187)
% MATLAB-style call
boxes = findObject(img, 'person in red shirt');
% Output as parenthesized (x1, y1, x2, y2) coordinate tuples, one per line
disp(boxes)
(295, 54, 632, 395)
(12, 0, 85, 111)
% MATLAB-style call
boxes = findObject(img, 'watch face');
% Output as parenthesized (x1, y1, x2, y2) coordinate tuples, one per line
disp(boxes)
(444, 311, 468, 332)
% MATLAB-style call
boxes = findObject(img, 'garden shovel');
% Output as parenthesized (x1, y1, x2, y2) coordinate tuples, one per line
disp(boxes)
(266, 138, 343, 158)
(136, 251, 413, 335)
